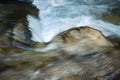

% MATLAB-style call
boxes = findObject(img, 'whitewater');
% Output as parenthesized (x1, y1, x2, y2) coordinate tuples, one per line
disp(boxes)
(27, 0, 120, 43)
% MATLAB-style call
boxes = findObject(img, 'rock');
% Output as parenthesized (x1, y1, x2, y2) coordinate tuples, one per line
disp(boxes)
(29, 51, 120, 80)
(38, 26, 113, 55)
(0, 2, 119, 80)
(0, 3, 38, 49)
(13, 23, 32, 44)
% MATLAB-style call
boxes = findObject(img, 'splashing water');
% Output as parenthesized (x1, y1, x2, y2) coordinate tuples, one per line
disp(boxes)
(27, 0, 120, 43)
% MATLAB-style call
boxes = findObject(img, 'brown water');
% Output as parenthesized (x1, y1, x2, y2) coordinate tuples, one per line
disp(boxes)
(0, 2, 120, 80)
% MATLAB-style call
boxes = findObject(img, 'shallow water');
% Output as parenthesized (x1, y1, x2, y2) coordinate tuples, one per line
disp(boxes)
(0, 1, 120, 80)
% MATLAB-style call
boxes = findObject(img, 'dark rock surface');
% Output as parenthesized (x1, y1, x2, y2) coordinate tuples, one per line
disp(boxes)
(0, 2, 38, 48)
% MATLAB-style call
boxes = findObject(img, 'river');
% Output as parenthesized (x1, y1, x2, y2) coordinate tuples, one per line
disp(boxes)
(0, 0, 120, 80)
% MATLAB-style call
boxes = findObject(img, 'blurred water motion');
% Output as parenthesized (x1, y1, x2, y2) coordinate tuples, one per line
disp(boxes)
(0, 1, 120, 80)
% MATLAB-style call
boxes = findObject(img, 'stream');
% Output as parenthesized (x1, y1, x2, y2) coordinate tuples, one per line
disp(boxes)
(0, 0, 120, 80)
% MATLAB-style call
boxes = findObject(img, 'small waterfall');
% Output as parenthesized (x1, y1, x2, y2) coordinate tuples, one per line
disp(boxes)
(27, 0, 120, 43)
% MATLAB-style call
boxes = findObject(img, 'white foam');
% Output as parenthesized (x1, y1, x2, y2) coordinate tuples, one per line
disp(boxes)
(31, 70, 40, 80)
(27, 0, 120, 43)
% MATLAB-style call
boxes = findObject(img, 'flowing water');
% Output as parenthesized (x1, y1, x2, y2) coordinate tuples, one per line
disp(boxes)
(0, 0, 120, 80)
(28, 0, 120, 43)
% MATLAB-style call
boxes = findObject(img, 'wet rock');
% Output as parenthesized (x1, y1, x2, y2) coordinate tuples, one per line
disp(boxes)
(28, 51, 120, 80)
(0, 0, 32, 4)
(0, 3, 38, 49)
(0, 35, 11, 48)
(0, 25, 119, 80)
(38, 27, 113, 55)
(106, 35, 120, 49)
(0, 3, 120, 80)
(12, 23, 32, 44)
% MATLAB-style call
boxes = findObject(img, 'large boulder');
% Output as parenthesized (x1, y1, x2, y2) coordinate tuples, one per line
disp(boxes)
(36, 26, 113, 55)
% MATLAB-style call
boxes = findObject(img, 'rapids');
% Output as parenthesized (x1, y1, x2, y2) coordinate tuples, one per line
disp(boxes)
(0, 0, 120, 80)
(27, 0, 120, 43)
